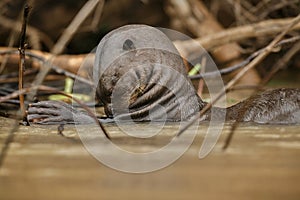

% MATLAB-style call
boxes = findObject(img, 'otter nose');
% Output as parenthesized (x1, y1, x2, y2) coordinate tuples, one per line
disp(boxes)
(123, 39, 135, 51)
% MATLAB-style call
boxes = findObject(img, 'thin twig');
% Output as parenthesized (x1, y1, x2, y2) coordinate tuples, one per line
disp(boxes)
(0, 84, 111, 168)
(197, 57, 206, 96)
(80, 0, 105, 32)
(222, 14, 300, 150)
(189, 49, 263, 79)
(176, 14, 300, 139)
(26, 51, 94, 86)
(0, 87, 36, 103)
(51, 0, 101, 54)
(0, 20, 20, 74)
(258, 0, 299, 20)
(1, 34, 298, 84)
(0, 49, 94, 85)
(27, 0, 100, 102)
(174, 17, 300, 54)
(0, 15, 54, 49)
(261, 40, 300, 85)
(18, 4, 30, 121)
(1, 26, 299, 81)
(189, 35, 300, 79)
(221, 27, 300, 151)
(0, 4, 31, 170)
(47, 89, 111, 140)
(0, 85, 111, 139)
(228, 0, 258, 23)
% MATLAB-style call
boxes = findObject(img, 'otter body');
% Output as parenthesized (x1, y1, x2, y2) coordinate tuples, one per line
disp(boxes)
(27, 25, 300, 124)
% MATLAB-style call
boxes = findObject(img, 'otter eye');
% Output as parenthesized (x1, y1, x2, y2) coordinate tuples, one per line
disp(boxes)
(123, 39, 135, 51)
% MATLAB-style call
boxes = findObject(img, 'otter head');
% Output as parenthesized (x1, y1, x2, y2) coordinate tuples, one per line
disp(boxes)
(94, 25, 202, 121)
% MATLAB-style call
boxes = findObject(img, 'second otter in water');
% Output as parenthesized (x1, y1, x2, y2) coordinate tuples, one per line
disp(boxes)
(27, 25, 300, 124)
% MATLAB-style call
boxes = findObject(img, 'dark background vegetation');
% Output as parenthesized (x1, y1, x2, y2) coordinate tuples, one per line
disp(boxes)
(0, 0, 299, 83)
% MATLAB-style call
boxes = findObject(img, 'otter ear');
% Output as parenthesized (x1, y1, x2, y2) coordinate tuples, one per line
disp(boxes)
(123, 39, 136, 51)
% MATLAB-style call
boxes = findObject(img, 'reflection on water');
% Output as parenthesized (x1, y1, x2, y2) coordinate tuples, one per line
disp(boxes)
(1, 116, 299, 153)
(0, 116, 300, 199)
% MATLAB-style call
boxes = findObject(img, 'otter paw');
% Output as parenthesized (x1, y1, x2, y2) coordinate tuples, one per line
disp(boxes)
(27, 101, 77, 124)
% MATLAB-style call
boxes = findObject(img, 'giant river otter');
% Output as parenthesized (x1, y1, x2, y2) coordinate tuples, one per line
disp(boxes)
(27, 25, 300, 124)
